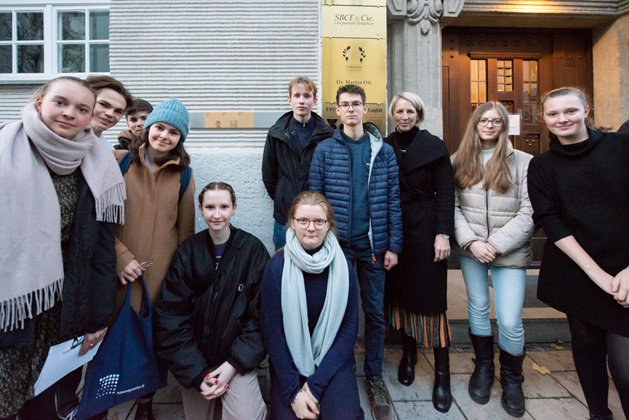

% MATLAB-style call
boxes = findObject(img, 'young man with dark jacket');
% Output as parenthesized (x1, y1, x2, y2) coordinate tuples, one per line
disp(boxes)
(262, 77, 333, 250)
(309, 84, 403, 420)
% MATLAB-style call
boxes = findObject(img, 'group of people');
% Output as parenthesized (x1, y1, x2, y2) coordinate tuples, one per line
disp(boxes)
(0, 73, 627, 420)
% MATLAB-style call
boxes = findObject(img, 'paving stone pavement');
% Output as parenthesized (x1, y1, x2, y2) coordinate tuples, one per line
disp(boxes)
(105, 341, 625, 420)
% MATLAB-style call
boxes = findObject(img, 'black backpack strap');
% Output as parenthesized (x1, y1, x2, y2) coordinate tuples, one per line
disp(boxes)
(118, 152, 132, 175)
(120, 152, 190, 203)
(179, 167, 192, 202)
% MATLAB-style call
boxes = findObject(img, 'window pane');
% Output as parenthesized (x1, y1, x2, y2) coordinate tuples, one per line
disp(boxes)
(497, 59, 513, 93)
(0, 45, 11, 73)
(0, 13, 11, 41)
(470, 59, 487, 110)
(90, 11, 109, 40)
(60, 12, 85, 41)
(90, 44, 109, 72)
(60, 44, 84, 72)
(17, 12, 43, 41)
(530, 61, 538, 82)
(17, 44, 43, 72)
(522, 60, 539, 124)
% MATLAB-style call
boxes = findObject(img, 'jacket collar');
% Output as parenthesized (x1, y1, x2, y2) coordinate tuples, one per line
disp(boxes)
(138, 142, 182, 169)
(268, 111, 331, 143)
(333, 121, 383, 145)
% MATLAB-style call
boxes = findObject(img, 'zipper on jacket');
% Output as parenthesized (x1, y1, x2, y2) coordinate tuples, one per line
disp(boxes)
(485, 189, 490, 241)
(344, 136, 354, 248)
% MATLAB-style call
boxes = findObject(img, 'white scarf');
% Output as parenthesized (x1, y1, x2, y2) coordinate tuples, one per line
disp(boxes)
(281, 229, 349, 376)
(0, 103, 126, 331)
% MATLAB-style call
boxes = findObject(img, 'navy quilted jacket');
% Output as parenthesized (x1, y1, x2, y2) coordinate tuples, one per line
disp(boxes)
(308, 123, 403, 255)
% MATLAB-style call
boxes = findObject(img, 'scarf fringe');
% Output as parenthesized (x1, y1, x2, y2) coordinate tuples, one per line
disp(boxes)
(95, 183, 126, 224)
(1, 278, 62, 332)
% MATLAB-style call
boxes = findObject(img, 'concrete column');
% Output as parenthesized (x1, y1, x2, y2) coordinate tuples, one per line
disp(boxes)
(387, 0, 464, 136)
(592, 13, 629, 131)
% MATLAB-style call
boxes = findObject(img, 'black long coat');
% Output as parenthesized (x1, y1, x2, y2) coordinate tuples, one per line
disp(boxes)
(528, 129, 629, 337)
(385, 128, 454, 315)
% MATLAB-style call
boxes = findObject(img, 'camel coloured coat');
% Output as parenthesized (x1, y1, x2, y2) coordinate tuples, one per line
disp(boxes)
(114, 144, 196, 310)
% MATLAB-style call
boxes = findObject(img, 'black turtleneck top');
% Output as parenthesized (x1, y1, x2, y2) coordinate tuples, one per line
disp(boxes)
(527, 128, 629, 337)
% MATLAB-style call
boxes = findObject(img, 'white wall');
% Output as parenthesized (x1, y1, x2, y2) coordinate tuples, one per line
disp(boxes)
(110, 0, 324, 251)
(189, 147, 274, 250)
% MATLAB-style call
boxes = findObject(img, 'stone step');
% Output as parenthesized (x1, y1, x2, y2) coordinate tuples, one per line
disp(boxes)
(378, 269, 571, 345)
(449, 317, 570, 345)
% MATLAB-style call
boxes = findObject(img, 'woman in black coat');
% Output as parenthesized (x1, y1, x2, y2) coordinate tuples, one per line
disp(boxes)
(384, 92, 455, 413)
(528, 87, 629, 419)
(154, 182, 269, 420)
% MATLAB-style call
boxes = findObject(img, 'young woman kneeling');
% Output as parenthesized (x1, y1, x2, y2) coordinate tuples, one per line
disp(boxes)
(154, 182, 269, 420)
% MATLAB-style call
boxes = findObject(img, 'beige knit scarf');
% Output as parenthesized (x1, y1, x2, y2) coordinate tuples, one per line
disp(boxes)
(0, 103, 126, 332)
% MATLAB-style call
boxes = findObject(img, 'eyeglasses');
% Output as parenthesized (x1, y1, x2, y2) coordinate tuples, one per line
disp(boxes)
(338, 102, 364, 112)
(293, 218, 328, 230)
(478, 118, 503, 126)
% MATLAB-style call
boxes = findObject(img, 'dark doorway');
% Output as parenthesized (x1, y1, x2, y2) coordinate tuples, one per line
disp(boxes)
(441, 28, 593, 156)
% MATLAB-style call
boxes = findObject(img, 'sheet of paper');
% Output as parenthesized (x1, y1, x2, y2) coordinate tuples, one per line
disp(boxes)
(34, 336, 102, 396)
(509, 114, 521, 136)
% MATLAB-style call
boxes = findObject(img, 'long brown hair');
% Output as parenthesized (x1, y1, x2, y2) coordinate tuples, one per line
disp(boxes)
(452, 102, 512, 193)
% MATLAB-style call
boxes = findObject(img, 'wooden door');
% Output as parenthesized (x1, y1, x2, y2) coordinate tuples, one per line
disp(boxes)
(468, 55, 550, 156)
(442, 28, 592, 156)
(441, 29, 592, 266)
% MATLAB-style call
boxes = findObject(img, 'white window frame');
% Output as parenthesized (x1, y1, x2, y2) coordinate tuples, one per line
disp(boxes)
(0, 0, 110, 84)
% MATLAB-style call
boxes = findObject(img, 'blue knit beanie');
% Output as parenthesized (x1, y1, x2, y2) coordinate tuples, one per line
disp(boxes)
(144, 98, 189, 141)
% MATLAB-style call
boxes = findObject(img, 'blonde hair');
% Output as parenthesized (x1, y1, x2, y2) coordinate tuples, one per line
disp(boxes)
(30, 76, 96, 105)
(287, 191, 337, 234)
(452, 102, 512, 194)
(288, 77, 318, 100)
(389, 92, 425, 127)
(539, 86, 592, 127)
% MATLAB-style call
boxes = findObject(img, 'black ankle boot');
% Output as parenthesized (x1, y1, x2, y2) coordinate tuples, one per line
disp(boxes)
(589, 409, 613, 420)
(468, 331, 495, 404)
(432, 346, 452, 413)
(134, 399, 156, 420)
(398, 332, 417, 386)
(499, 349, 525, 417)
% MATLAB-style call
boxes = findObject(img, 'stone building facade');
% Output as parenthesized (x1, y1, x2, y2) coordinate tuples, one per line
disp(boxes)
(1, 0, 627, 248)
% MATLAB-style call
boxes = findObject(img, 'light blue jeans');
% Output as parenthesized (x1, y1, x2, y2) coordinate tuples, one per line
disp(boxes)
(459, 255, 526, 355)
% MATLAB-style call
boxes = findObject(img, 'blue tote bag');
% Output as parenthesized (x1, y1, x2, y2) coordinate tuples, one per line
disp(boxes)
(76, 277, 167, 419)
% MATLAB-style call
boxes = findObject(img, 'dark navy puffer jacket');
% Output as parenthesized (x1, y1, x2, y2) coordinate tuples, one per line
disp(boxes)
(309, 123, 403, 255)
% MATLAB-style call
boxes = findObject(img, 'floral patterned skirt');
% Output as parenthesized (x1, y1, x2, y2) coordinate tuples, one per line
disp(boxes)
(0, 305, 61, 417)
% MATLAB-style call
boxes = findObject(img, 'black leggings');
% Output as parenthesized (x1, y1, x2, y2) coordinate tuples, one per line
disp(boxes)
(568, 316, 629, 417)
